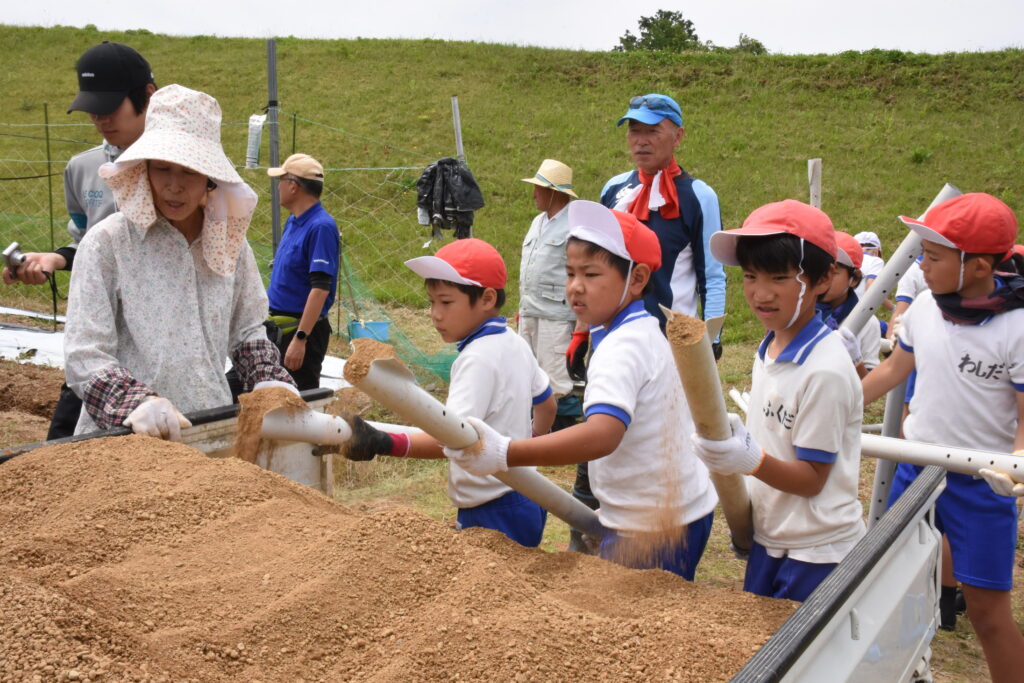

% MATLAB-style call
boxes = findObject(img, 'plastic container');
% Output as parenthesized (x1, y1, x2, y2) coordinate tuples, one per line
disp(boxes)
(347, 320, 390, 342)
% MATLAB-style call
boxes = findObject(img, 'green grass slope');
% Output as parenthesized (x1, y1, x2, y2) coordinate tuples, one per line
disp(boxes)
(1, 25, 1022, 343)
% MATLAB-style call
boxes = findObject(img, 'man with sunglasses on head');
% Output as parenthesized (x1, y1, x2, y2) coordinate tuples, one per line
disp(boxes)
(265, 153, 340, 390)
(600, 93, 726, 354)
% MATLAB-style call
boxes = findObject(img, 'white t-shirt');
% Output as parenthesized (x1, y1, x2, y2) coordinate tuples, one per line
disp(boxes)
(854, 253, 885, 299)
(446, 323, 551, 508)
(895, 260, 927, 304)
(900, 290, 1024, 453)
(583, 302, 718, 533)
(746, 316, 866, 561)
(856, 309, 882, 370)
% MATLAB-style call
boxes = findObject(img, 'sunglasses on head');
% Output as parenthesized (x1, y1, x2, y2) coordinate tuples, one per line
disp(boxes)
(629, 95, 678, 114)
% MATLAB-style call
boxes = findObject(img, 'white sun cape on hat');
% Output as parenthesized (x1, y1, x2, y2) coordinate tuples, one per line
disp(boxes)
(98, 84, 257, 277)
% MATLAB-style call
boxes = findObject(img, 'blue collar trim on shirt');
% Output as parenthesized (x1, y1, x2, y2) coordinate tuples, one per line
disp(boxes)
(816, 290, 859, 330)
(456, 317, 507, 353)
(757, 312, 831, 365)
(589, 300, 650, 351)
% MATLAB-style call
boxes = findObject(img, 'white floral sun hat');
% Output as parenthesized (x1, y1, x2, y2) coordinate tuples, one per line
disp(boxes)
(98, 84, 257, 276)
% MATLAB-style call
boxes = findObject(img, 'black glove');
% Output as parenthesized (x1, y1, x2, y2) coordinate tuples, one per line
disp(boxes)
(566, 330, 590, 383)
(340, 414, 394, 461)
(712, 341, 723, 361)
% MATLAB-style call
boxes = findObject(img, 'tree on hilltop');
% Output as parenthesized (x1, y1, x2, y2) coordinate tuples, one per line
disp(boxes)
(614, 10, 708, 53)
(614, 11, 768, 54)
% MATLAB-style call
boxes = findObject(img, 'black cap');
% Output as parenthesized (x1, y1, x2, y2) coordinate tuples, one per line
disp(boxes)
(67, 41, 154, 115)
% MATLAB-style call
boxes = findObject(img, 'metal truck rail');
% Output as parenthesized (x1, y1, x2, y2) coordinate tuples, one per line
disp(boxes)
(734, 465, 945, 682)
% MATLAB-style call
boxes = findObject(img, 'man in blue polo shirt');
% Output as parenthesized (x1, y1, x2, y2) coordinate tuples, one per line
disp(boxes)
(600, 93, 726, 355)
(266, 153, 340, 390)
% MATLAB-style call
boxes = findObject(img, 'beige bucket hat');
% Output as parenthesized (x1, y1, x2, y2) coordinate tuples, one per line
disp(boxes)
(98, 84, 257, 276)
(521, 159, 578, 198)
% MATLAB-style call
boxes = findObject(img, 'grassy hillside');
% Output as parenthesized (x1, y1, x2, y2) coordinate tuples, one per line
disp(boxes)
(1, 25, 1023, 344)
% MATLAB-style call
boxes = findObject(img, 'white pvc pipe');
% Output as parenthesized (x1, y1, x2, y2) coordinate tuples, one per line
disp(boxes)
(367, 420, 422, 435)
(841, 183, 961, 336)
(261, 407, 353, 445)
(861, 434, 1023, 484)
(728, 388, 749, 415)
(352, 355, 605, 538)
(357, 357, 479, 448)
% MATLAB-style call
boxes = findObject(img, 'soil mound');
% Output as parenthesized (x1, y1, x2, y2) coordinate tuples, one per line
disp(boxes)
(0, 359, 63, 418)
(0, 436, 794, 682)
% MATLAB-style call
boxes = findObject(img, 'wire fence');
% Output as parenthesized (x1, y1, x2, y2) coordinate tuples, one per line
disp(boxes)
(0, 109, 460, 381)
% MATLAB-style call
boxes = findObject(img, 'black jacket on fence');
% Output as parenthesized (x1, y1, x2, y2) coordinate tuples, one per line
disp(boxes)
(416, 157, 485, 240)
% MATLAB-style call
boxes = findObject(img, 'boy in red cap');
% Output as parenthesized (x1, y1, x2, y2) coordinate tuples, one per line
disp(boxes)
(692, 199, 866, 601)
(863, 193, 1024, 681)
(340, 238, 557, 548)
(444, 201, 718, 579)
(819, 231, 882, 378)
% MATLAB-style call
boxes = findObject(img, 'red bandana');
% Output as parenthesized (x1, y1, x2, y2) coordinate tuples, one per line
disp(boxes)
(629, 158, 682, 221)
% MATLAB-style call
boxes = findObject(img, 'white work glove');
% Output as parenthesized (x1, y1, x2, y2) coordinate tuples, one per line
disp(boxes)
(690, 413, 765, 476)
(978, 467, 1024, 498)
(254, 380, 300, 396)
(889, 314, 903, 342)
(124, 396, 192, 442)
(442, 416, 510, 477)
(837, 327, 863, 365)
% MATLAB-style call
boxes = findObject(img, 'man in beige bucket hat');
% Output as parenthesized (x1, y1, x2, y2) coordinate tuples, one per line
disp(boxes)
(518, 159, 582, 429)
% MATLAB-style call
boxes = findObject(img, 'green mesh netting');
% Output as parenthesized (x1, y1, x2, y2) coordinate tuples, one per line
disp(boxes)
(333, 251, 456, 383)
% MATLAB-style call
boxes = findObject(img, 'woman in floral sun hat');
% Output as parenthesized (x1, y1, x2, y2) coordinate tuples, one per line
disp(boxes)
(64, 84, 296, 440)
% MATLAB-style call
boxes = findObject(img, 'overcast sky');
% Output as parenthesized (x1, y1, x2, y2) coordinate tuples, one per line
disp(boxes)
(7, 0, 1022, 54)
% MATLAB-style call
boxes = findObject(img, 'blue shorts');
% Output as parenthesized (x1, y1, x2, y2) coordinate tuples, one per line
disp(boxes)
(457, 490, 547, 548)
(888, 464, 1018, 591)
(743, 542, 837, 602)
(598, 510, 713, 581)
(878, 319, 889, 338)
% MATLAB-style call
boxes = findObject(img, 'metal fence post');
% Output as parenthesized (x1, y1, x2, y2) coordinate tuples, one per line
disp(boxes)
(451, 95, 465, 163)
(43, 104, 55, 252)
(267, 39, 281, 252)
(807, 158, 822, 209)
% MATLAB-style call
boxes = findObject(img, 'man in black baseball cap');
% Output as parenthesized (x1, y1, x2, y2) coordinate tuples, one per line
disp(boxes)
(67, 41, 155, 116)
(2, 40, 156, 440)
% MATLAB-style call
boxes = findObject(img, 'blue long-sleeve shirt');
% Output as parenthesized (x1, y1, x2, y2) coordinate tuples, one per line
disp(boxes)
(600, 167, 726, 330)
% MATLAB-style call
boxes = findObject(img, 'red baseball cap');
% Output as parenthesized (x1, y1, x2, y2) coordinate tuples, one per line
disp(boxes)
(567, 200, 661, 271)
(405, 238, 507, 290)
(899, 193, 1017, 258)
(711, 199, 838, 267)
(834, 231, 864, 269)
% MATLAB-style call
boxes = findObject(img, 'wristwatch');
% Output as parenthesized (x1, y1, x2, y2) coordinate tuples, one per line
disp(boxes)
(295, 330, 308, 341)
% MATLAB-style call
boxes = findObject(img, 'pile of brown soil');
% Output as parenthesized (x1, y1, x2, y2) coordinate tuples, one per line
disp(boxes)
(0, 359, 63, 418)
(0, 436, 794, 682)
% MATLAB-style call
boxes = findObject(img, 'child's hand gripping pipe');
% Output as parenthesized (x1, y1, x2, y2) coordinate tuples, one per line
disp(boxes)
(342, 338, 605, 539)
(661, 306, 754, 555)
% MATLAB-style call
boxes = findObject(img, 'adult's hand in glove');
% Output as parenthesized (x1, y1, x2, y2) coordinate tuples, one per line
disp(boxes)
(690, 413, 765, 476)
(837, 327, 863, 365)
(339, 413, 408, 461)
(978, 465, 1024, 497)
(566, 330, 590, 383)
(124, 396, 192, 442)
(442, 417, 510, 477)
(254, 380, 300, 395)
